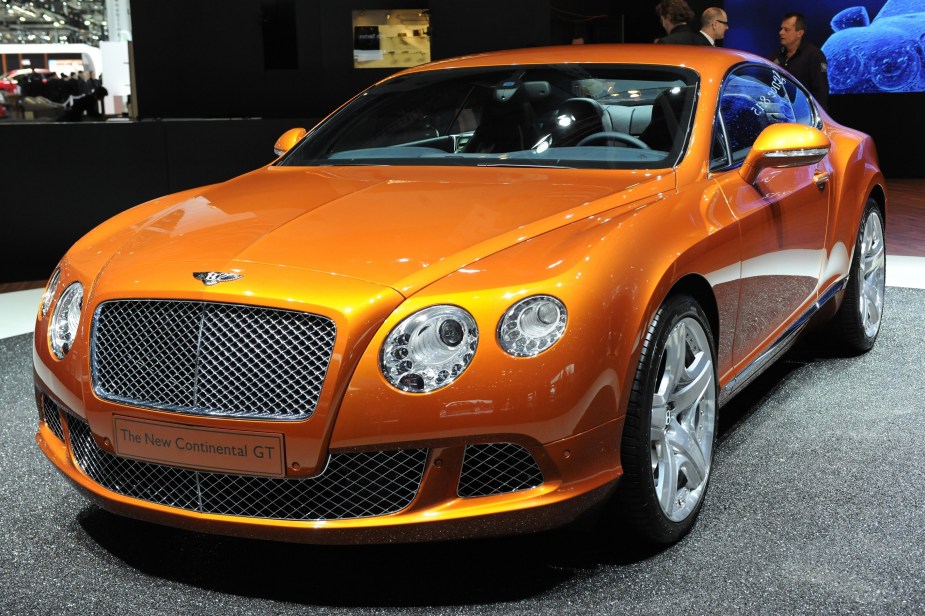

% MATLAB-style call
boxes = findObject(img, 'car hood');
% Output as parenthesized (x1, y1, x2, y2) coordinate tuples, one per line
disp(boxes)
(106, 165, 673, 296)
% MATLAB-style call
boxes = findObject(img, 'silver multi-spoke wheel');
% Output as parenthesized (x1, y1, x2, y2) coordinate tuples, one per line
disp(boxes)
(829, 199, 885, 354)
(858, 209, 885, 340)
(617, 295, 717, 545)
(650, 317, 716, 522)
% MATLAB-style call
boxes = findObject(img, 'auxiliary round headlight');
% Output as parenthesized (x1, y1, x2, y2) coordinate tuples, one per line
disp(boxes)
(50, 282, 83, 359)
(40, 267, 61, 317)
(380, 305, 479, 393)
(497, 295, 567, 357)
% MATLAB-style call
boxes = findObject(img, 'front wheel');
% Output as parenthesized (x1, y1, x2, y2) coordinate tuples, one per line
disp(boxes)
(616, 294, 717, 545)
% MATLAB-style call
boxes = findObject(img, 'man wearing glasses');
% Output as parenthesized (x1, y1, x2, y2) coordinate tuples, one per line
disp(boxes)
(656, 2, 727, 47)
(699, 7, 730, 46)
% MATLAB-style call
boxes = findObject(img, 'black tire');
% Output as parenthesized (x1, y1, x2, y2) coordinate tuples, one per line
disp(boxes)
(616, 294, 718, 546)
(829, 198, 886, 354)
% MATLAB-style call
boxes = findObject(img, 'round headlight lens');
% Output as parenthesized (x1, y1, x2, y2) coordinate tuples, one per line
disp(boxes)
(380, 305, 479, 393)
(40, 267, 61, 317)
(50, 282, 83, 359)
(497, 295, 567, 357)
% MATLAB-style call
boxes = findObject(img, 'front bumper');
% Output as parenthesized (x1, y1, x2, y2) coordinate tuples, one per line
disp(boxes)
(36, 387, 623, 544)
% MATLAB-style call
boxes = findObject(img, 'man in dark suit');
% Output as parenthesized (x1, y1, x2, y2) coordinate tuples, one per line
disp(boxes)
(698, 7, 729, 46)
(655, 0, 709, 45)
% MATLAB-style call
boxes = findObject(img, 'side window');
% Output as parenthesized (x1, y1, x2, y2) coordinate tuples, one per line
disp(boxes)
(787, 80, 816, 127)
(713, 64, 818, 167)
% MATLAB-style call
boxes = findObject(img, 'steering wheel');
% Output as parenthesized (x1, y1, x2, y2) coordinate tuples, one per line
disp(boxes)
(576, 131, 651, 149)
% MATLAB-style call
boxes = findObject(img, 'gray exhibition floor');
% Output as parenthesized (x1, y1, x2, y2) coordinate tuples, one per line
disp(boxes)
(2, 288, 924, 615)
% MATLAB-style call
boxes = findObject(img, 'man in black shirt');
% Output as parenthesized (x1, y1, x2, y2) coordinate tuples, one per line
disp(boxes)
(771, 12, 829, 110)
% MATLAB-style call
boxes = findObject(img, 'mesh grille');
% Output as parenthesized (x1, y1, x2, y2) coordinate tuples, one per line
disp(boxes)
(458, 443, 544, 498)
(91, 300, 336, 420)
(41, 393, 65, 442)
(64, 412, 428, 520)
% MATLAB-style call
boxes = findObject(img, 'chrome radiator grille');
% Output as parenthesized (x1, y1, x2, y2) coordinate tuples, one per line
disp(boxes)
(65, 411, 427, 520)
(91, 300, 336, 420)
(458, 443, 544, 497)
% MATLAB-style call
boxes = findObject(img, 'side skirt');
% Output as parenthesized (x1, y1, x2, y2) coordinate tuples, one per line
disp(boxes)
(718, 278, 847, 407)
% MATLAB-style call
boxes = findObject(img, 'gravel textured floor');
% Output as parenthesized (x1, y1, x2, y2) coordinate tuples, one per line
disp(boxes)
(2, 288, 924, 615)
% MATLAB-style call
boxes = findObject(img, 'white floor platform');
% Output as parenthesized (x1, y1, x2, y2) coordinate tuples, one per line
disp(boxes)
(2, 255, 922, 341)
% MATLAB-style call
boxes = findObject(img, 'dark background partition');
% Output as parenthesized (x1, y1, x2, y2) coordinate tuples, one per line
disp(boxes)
(1, 0, 921, 283)
(128, 0, 705, 120)
(129, 0, 558, 121)
(2, 119, 305, 282)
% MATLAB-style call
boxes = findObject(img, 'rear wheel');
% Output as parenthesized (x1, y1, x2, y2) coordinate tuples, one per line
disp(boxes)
(617, 294, 717, 545)
(830, 199, 885, 354)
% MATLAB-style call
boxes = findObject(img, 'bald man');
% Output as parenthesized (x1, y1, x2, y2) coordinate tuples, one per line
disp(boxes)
(699, 7, 729, 46)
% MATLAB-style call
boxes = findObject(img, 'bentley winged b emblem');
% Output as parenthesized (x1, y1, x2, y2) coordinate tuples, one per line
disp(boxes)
(193, 272, 244, 286)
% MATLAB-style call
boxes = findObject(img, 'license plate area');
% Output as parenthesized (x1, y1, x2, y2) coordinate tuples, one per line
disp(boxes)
(113, 416, 285, 477)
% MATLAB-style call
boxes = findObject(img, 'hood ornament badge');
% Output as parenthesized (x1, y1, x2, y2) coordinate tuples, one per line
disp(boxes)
(193, 272, 244, 286)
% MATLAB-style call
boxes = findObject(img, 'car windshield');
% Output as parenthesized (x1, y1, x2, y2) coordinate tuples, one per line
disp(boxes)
(279, 64, 699, 170)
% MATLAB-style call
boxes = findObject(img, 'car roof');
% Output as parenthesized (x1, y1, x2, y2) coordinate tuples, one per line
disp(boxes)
(1, 68, 51, 79)
(397, 44, 768, 78)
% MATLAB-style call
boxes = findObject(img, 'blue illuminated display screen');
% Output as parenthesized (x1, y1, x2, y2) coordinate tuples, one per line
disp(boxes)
(725, 0, 925, 94)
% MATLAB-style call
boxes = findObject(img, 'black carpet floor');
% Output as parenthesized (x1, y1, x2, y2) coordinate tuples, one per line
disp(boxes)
(2, 288, 924, 615)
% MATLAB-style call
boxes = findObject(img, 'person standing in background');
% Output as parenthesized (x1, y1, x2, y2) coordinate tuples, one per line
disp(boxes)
(771, 12, 829, 110)
(698, 7, 729, 46)
(655, 0, 709, 45)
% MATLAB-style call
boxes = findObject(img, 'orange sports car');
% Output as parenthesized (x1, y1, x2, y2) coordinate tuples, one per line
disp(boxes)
(34, 45, 886, 546)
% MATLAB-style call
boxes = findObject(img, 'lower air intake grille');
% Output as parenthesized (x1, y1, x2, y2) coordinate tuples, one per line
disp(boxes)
(41, 393, 65, 443)
(65, 413, 427, 520)
(458, 443, 544, 497)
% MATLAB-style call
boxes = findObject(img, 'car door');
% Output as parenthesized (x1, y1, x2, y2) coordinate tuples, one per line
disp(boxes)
(710, 65, 832, 366)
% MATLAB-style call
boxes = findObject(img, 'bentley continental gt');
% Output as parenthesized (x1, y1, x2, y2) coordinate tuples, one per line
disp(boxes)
(34, 45, 886, 546)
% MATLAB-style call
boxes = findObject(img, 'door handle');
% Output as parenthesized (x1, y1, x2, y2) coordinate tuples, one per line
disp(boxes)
(813, 170, 831, 190)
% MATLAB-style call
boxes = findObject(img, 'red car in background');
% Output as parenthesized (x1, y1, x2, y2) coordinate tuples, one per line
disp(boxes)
(0, 68, 52, 93)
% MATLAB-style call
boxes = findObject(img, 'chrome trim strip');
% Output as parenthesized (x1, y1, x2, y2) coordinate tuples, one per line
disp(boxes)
(765, 148, 829, 158)
(719, 277, 847, 406)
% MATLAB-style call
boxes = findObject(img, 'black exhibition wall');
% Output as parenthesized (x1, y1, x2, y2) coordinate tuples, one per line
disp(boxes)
(127, 0, 707, 120)
(2, 119, 302, 282)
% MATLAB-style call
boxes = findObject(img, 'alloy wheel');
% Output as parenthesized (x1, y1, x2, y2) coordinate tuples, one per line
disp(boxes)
(859, 210, 886, 339)
(650, 317, 717, 522)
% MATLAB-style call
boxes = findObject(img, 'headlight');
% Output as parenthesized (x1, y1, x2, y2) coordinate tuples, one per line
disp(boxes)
(50, 282, 83, 359)
(40, 267, 61, 317)
(497, 295, 567, 357)
(380, 305, 478, 393)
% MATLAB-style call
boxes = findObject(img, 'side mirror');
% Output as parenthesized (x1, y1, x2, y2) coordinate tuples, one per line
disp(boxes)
(739, 123, 830, 185)
(273, 127, 307, 157)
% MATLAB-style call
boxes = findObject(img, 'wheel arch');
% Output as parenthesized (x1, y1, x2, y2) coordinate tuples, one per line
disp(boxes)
(868, 182, 886, 222)
(665, 274, 720, 349)
(826, 129, 888, 261)
(618, 268, 723, 414)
